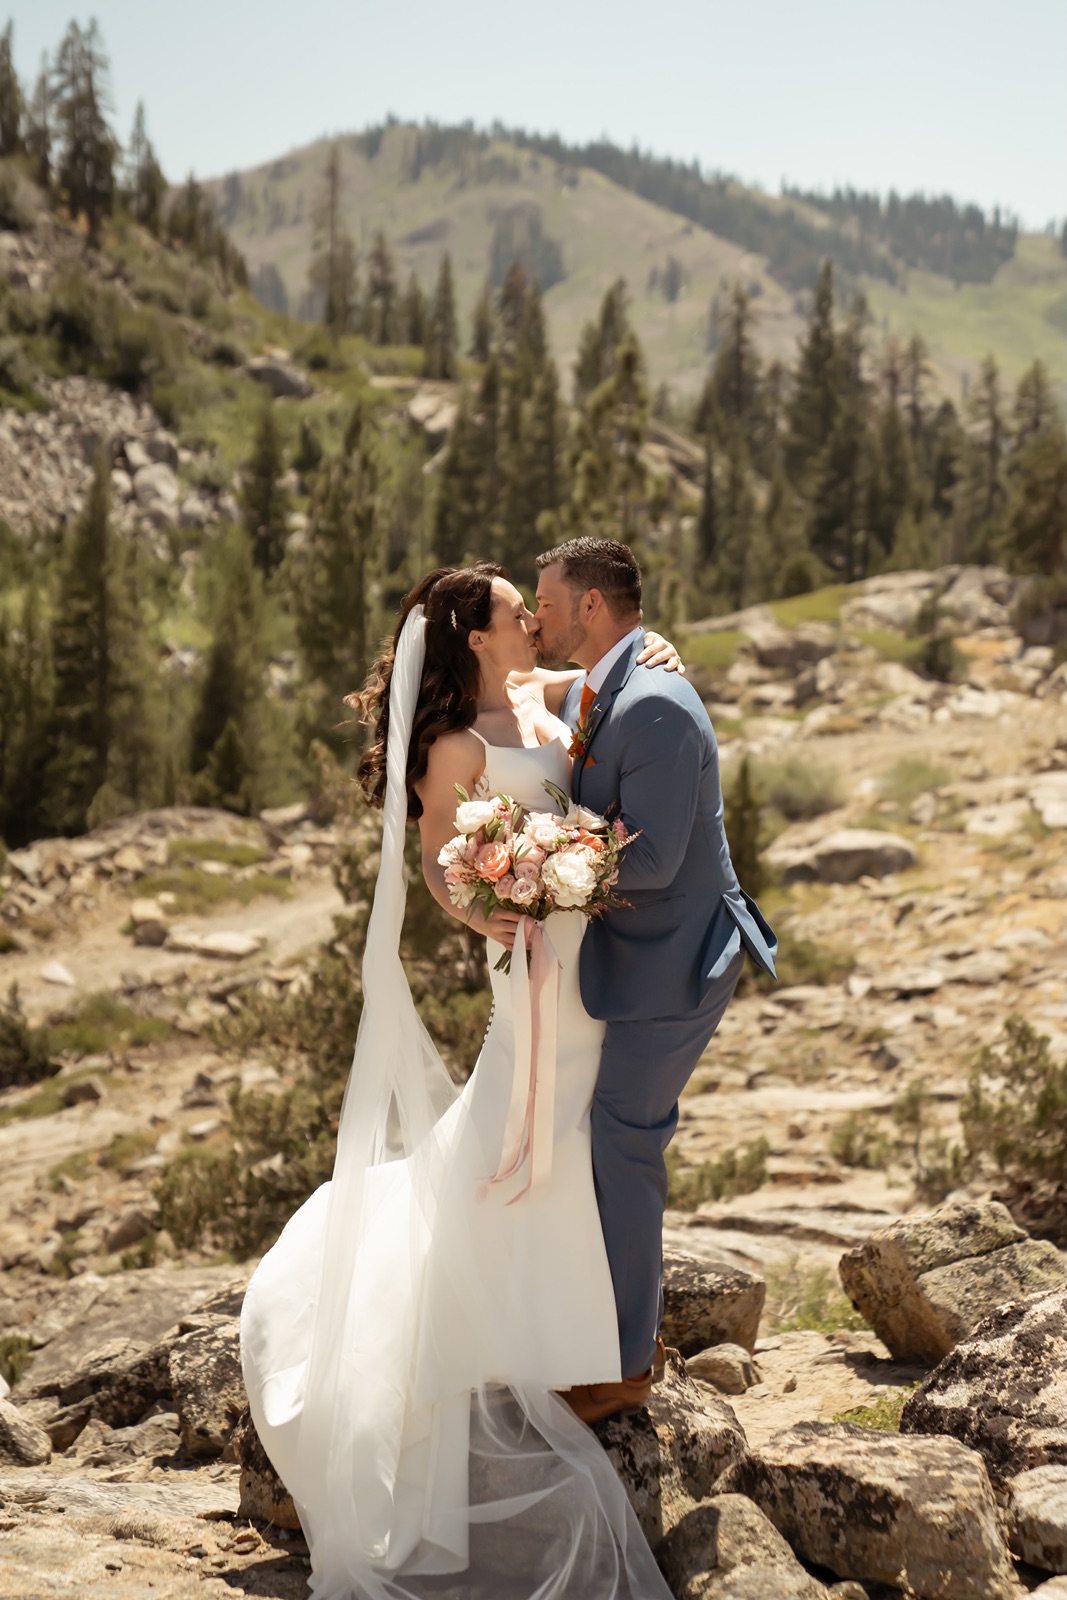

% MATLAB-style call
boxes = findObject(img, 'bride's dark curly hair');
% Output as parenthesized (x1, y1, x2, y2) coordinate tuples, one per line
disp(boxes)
(350, 563, 505, 818)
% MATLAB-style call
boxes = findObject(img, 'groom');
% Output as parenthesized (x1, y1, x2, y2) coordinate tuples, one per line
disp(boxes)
(534, 537, 778, 1424)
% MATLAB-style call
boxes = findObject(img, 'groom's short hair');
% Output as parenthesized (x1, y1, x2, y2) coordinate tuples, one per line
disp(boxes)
(536, 538, 642, 620)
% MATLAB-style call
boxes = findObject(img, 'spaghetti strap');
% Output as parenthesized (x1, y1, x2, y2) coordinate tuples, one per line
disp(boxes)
(468, 727, 490, 748)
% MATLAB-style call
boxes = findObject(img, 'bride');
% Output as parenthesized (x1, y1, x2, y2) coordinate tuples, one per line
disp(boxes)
(240, 562, 681, 1600)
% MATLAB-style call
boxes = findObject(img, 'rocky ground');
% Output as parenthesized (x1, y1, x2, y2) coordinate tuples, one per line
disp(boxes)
(0, 565, 1064, 1597)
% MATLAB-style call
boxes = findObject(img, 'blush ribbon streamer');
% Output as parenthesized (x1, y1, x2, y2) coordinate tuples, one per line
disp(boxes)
(488, 917, 561, 1204)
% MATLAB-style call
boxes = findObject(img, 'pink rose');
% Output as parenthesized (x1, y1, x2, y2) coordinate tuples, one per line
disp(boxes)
(515, 843, 546, 871)
(494, 874, 516, 900)
(511, 875, 539, 905)
(475, 840, 513, 881)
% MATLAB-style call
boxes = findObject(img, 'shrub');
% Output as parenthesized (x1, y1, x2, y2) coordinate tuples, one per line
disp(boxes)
(0, 336, 43, 408)
(0, 985, 57, 1091)
(48, 992, 175, 1055)
(762, 1256, 866, 1334)
(959, 1017, 1066, 1242)
(833, 1382, 922, 1432)
(829, 1112, 891, 1169)
(666, 1137, 768, 1211)
(0, 162, 37, 232)
(0, 1333, 33, 1387)
(879, 757, 951, 812)
(758, 757, 843, 822)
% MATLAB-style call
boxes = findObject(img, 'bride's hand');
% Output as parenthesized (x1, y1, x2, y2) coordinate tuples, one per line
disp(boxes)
(467, 906, 523, 951)
(638, 630, 686, 674)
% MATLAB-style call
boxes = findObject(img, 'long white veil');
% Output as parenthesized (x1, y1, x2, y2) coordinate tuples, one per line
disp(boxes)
(240, 604, 672, 1599)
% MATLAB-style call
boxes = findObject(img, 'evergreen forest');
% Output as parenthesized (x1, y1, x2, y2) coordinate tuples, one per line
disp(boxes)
(0, 18, 1064, 860)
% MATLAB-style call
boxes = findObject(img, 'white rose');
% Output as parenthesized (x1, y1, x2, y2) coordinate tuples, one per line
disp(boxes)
(454, 799, 498, 835)
(562, 804, 608, 830)
(523, 811, 563, 849)
(542, 850, 598, 909)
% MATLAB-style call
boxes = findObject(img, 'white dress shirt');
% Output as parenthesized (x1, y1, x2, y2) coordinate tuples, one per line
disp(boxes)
(584, 625, 645, 697)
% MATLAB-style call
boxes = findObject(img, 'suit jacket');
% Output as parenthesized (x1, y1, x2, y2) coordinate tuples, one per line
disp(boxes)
(563, 636, 777, 1022)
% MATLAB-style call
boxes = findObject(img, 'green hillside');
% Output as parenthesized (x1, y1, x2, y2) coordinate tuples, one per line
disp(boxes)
(207, 122, 1065, 403)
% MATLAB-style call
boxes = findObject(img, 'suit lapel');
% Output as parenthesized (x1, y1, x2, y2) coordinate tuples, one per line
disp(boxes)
(574, 636, 644, 802)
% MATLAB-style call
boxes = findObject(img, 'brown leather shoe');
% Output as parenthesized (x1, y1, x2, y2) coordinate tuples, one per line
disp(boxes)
(559, 1367, 655, 1425)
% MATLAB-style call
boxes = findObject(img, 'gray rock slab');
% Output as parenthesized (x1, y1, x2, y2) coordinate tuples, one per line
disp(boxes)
(838, 1200, 1065, 1363)
(721, 1421, 1015, 1599)
(901, 1288, 1067, 1484)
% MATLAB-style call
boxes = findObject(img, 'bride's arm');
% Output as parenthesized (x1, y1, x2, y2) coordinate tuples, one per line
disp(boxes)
(517, 631, 688, 716)
(415, 732, 523, 951)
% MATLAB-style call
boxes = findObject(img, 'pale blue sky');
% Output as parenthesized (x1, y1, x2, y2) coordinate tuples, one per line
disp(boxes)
(9, 0, 1067, 229)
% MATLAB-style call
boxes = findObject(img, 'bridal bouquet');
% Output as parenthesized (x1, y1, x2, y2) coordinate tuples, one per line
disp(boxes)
(438, 780, 633, 969)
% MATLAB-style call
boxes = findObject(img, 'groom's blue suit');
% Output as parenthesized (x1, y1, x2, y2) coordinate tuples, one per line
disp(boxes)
(563, 635, 777, 1376)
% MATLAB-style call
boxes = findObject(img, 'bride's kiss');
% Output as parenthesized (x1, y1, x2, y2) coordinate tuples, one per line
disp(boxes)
(241, 536, 777, 1599)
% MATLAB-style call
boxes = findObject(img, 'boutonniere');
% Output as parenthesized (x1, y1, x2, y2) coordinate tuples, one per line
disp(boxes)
(568, 707, 596, 761)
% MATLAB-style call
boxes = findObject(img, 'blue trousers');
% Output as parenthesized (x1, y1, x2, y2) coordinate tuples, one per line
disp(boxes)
(590, 948, 746, 1378)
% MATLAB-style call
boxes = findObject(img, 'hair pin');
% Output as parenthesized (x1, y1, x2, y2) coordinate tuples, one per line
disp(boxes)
(451, 608, 459, 630)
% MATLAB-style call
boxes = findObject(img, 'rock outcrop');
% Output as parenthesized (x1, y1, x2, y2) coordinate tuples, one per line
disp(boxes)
(661, 1252, 765, 1356)
(901, 1287, 1067, 1483)
(766, 828, 919, 886)
(720, 1421, 1016, 1599)
(594, 1350, 748, 1549)
(838, 1200, 1066, 1363)
(1008, 1464, 1067, 1574)
(659, 1493, 830, 1599)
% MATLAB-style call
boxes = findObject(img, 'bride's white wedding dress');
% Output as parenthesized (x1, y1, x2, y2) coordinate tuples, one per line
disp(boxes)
(241, 611, 671, 1600)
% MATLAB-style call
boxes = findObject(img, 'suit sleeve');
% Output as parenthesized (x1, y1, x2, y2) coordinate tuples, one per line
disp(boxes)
(612, 696, 703, 894)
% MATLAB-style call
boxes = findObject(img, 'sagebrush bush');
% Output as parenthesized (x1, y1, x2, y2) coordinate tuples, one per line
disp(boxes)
(666, 1137, 768, 1211)
(960, 1017, 1066, 1242)
(758, 756, 843, 822)
(0, 161, 37, 232)
(0, 985, 57, 1091)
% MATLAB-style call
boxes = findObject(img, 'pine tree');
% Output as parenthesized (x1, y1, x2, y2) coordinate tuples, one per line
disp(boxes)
(433, 391, 491, 565)
(288, 403, 382, 732)
(52, 20, 119, 247)
(189, 529, 267, 813)
(559, 335, 649, 544)
(24, 55, 52, 189)
(399, 271, 427, 346)
(714, 427, 759, 608)
(0, 583, 52, 849)
(0, 21, 23, 157)
(125, 100, 166, 234)
(807, 297, 873, 579)
(308, 144, 358, 342)
(425, 252, 458, 379)
(242, 401, 290, 575)
(573, 279, 631, 403)
(469, 278, 494, 362)
(784, 260, 838, 485)
(697, 433, 717, 567)
(868, 340, 917, 559)
(1001, 363, 1067, 574)
(44, 451, 159, 834)
(724, 756, 765, 897)
(495, 359, 563, 572)
(698, 284, 764, 455)
(954, 355, 1006, 559)
(364, 230, 397, 345)
(902, 333, 931, 450)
